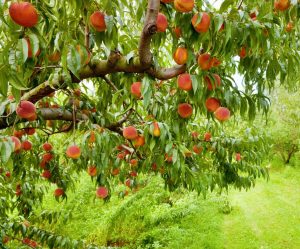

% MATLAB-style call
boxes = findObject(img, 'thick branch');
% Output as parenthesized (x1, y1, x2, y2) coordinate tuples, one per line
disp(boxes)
(147, 64, 186, 80)
(38, 108, 89, 121)
(138, 0, 160, 68)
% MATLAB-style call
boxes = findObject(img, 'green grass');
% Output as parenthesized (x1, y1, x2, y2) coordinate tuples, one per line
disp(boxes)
(14, 158, 300, 249)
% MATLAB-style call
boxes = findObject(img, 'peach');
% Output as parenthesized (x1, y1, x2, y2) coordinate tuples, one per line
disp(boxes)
(112, 168, 120, 176)
(236, 153, 242, 161)
(5, 171, 11, 178)
(134, 135, 145, 147)
(173, 47, 188, 65)
(42, 153, 53, 162)
(151, 122, 161, 137)
(42, 142, 52, 151)
(73, 88, 81, 97)
(16, 184, 22, 196)
(161, 0, 173, 3)
(21, 140, 32, 151)
(41, 170, 51, 179)
(239, 46, 247, 59)
(174, 0, 194, 12)
(178, 103, 193, 118)
(89, 131, 96, 143)
(123, 126, 138, 140)
(205, 97, 221, 112)
(214, 107, 230, 121)
(156, 13, 168, 32)
(211, 57, 221, 67)
(191, 12, 211, 33)
(24, 128, 35, 135)
(9, 2, 38, 27)
(250, 12, 257, 20)
(96, 186, 108, 198)
(198, 53, 212, 70)
(177, 73, 192, 91)
(90, 11, 106, 32)
(66, 145, 81, 159)
(165, 153, 173, 163)
(125, 178, 131, 187)
(204, 132, 211, 141)
(152, 163, 158, 171)
(130, 171, 138, 177)
(16, 100, 36, 119)
(193, 144, 203, 154)
(27, 113, 37, 121)
(87, 166, 97, 176)
(204, 74, 221, 91)
(191, 131, 199, 138)
(48, 51, 60, 62)
(173, 27, 182, 38)
(274, 0, 290, 11)
(26, 38, 40, 58)
(39, 160, 47, 169)
(117, 152, 126, 159)
(11, 136, 21, 151)
(13, 129, 25, 138)
(54, 188, 64, 197)
(131, 82, 142, 98)
(286, 22, 293, 32)
(130, 159, 138, 167)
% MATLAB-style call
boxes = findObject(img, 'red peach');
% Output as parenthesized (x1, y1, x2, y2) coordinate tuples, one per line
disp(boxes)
(42, 142, 52, 151)
(13, 130, 25, 138)
(112, 168, 120, 176)
(123, 126, 138, 140)
(236, 153, 242, 161)
(173, 27, 182, 38)
(9, 2, 38, 27)
(89, 131, 96, 143)
(54, 188, 64, 197)
(239, 46, 247, 59)
(21, 140, 32, 151)
(191, 131, 199, 138)
(134, 135, 145, 147)
(41, 170, 51, 179)
(178, 103, 193, 118)
(177, 73, 192, 91)
(90, 11, 106, 32)
(24, 128, 35, 135)
(204, 74, 221, 91)
(26, 38, 40, 58)
(274, 0, 290, 11)
(198, 53, 212, 70)
(151, 122, 161, 137)
(131, 82, 142, 98)
(16, 100, 36, 119)
(191, 12, 211, 33)
(165, 153, 173, 163)
(156, 13, 168, 32)
(204, 132, 211, 141)
(11, 136, 21, 151)
(42, 153, 53, 162)
(205, 97, 221, 112)
(87, 166, 97, 176)
(66, 145, 81, 159)
(130, 159, 138, 167)
(214, 107, 231, 121)
(96, 186, 108, 198)
(193, 145, 203, 154)
(48, 51, 60, 62)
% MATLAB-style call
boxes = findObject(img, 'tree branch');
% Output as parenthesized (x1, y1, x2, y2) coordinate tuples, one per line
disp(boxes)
(138, 0, 160, 68)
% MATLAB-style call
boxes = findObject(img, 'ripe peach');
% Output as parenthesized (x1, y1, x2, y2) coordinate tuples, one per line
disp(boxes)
(204, 132, 211, 141)
(11, 136, 21, 151)
(152, 163, 158, 171)
(22, 140, 32, 151)
(89, 131, 96, 143)
(177, 73, 192, 91)
(198, 53, 212, 70)
(26, 38, 40, 58)
(125, 178, 131, 187)
(204, 74, 221, 91)
(117, 152, 126, 159)
(178, 103, 193, 118)
(123, 126, 138, 140)
(13, 129, 25, 138)
(239, 46, 247, 59)
(151, 122, 161, 137)
(96, 186, 108, 198)
(76, 45, 91, 65)
(41, 170, 51, 179)
(214, 107, 230, 121)
(286, 22, 293, 32)
(24, 128, 35, 135)
(165, 153, 173, 163)
(42, 153, 53, 162)
(54, 188, 64, 197)
(131, 82, 142, 98)
(205, 97, 221, 112)
(73, 88, 81, 97)
(174, 0, 194, 12)
(48, 51, 60, 62)
(236, 153, 242, 161)
(16, 100, 36, 119)
(161, 0, 173, 3)
(130, 171, 138, 177)
(250, 12, 257, 20)
(130, 159, 138, 167)
(9, 2, 38, 27)
(112, 168, 120, 176)
(5, 171, 11, 178)
(211, 57, 221, 67)
(156, 13, 168, 32)
(16, 184, 22, 196)
(274, 0, 290, 11)
(173, 47, 188, 65)
(90, 11, 106, 32)
(191, 12, 211, 33)
(193, 144, 203, 154)
(134, 135, 145, 147)
(66, 145, 81, 159)
(87, 166, 97, 176)
(42, 142, 52, 151)
(173, 27, 182, 38)
(191, 131, 199, 138)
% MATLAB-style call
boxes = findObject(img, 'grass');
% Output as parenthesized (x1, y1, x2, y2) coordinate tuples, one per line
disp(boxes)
(11, 157, 300, 249)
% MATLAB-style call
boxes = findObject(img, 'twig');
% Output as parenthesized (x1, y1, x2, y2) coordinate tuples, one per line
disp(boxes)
(101, 76, 118, 91)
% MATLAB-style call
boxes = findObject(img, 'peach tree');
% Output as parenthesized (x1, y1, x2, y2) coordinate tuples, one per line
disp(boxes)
(0, 0, 299, 248)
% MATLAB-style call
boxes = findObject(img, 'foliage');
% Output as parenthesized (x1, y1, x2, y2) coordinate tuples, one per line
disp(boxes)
(0, 0, 299, 247)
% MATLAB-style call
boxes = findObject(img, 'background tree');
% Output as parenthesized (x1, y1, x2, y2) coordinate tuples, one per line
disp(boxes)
(0, 0, 299, 248)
